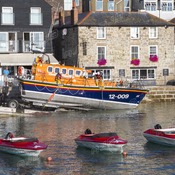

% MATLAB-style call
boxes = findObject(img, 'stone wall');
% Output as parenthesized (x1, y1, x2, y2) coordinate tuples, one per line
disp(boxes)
(142, 86, 175, 102)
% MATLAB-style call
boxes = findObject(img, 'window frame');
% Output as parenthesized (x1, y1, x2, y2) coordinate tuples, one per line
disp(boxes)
(97, 46, 106, 61)
(23, 32, 45, 52)
(91, 69, 111, 80)
(144, 0, 157, 11)
(149, 45, 158, 57)
(149, 27, 158, 39)
(131, 68, 156, 80)
(162, 0, 173, 11)
(30, 7, 42, 25)
(0, 32, 18, 53)
(130, 27, 140, 39)
(97, 27, 106, 39)
(124, 0, 130, 12)
(1, 7, 14, 25)
(108, 0, 114, 11)
(96, 0, 103, 11)
(130, 45, 139, 60)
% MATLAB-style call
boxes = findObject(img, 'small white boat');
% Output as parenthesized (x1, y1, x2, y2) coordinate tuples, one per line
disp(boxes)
(75, 129, 127, 153)
(143, 124, 175, 146)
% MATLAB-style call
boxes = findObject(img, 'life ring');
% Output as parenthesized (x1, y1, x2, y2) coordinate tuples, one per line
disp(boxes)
(18, 66, 24, 76)
(5, 132, 14, 139)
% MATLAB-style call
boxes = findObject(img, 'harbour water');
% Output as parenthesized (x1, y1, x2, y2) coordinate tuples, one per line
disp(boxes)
(0, 101, 175, 175)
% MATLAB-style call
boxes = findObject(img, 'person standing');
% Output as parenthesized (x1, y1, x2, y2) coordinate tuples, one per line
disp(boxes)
(3, 67, 9, 86)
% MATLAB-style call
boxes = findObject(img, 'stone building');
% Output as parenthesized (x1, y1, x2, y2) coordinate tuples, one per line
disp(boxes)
(52, 1, 175, 86)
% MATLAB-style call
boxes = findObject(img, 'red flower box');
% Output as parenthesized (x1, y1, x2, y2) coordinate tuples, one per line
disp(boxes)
(149, 55, 158, 62)
(97, 58, 107, 66)
(131, 59, 140, 66)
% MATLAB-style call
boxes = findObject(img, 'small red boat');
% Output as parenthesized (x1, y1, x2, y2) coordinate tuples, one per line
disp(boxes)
(143, 124, 175, 146)
(75, 129, 127, 153)
(0, 132, 47, 156)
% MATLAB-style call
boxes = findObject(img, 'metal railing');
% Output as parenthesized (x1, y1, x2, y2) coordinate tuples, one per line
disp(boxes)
(0, 40, 46, 53)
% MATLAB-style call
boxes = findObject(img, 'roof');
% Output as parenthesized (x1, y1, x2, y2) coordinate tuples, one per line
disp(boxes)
(78, 11, 175, 27)
(54, 11, 175, 28)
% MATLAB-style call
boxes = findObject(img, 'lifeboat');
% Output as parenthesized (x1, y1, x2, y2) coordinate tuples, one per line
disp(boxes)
(0, 132, 47, 156)
(75, 129, 127, 153)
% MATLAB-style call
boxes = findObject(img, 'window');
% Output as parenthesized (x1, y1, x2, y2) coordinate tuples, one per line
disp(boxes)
(149, 27, 157, 38)
(108, 0, 114, 11)
(132, 69, 155, 79)
(23, 32, 44, 52)
(145, 1, 157, 11)
(91, 69, 111, 80)
(62, 68, 67, 74)
(64, 0, 79, 10)
(75, 0, 79, 6)
(30, 7, 42, 25)
(132, 70, 139, 79)
(162, 0, 173, 11)
(130, 27, 139, 39)
(119, 69, 125, 77)
(76, 70, 81, 76)
(96, 0, 103, 11)
(48, 67, 53, 73)
(149, 45, 157, 57)
(131, 46, 139, 59)
(1, 7, 14, 25)
(124, 0, 130, 11)
(0, 32, 8, 52)
(82, 42, 87, 55)
(97, 46, 106, 60)
(0, 32, 17, 52)
(69, 69, 74, 76)
(55, 67, 60, 73)
(97, 27, 106, 39)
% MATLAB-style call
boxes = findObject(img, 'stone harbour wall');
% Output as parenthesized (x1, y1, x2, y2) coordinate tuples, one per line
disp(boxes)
(142, 86, 175, 103)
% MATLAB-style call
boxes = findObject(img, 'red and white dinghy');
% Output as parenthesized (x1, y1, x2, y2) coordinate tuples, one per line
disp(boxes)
(143, 124, 175, 146)
(0, 132, 47, 156)
(75, 129, 127, 153)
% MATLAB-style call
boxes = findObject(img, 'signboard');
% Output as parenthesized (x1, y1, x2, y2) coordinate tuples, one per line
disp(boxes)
(119, 69, 125, 77)
(163, 69, 169, 76)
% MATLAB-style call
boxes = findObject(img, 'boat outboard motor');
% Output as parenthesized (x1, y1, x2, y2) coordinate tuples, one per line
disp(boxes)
(154, 124, 162, 129)
(5, 132, 14, 139)
(84, 129, 92, 134)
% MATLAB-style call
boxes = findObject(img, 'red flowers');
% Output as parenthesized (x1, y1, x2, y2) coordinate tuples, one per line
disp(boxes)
(131, 59, 140, 66)
(97, 58, 107, 66)
(149, 55, 158, 62)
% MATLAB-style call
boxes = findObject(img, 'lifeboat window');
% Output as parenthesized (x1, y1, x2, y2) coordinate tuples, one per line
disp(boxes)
(75, 70, 81, 76)
(69, 69, 74, 76)
(62, 68, 66, 74)
(55, 67, 60, 74)
(47, 66, 53, 73)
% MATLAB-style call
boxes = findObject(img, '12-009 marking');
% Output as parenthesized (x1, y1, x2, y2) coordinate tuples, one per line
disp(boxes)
(109, 94, 129, 99)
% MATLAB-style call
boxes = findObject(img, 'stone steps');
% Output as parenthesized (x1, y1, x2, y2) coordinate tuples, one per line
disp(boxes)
(142, 86, 175, 102)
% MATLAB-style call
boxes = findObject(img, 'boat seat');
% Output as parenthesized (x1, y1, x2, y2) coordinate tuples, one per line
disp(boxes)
(92, 132, 117, 138)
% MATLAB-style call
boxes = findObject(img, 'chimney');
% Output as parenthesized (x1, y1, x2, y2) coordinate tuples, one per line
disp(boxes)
(71, 0, 78, 25)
